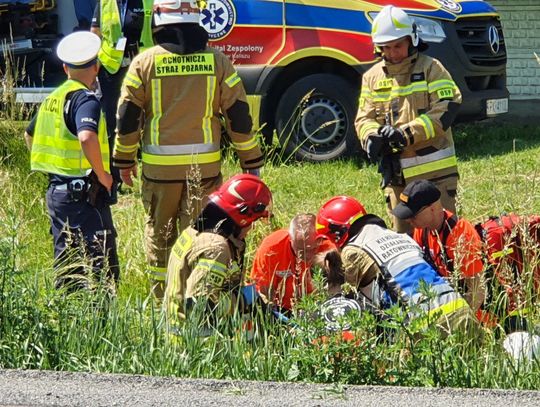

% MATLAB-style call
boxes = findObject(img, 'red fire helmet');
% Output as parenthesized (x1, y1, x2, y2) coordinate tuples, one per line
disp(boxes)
(209, 174, 272, 227)
(316, 196, 367, 247)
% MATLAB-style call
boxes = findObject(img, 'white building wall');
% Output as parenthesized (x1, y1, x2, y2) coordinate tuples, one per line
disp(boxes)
(490, 0, 540, 99)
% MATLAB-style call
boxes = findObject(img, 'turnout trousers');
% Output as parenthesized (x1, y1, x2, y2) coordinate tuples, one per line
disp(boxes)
(142, 173, 222, 299)
(46, 184, 119, 291)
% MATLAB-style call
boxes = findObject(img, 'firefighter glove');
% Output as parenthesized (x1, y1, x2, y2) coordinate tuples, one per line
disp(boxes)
(379, 125, 409, 150)
(365, 134, 385, 162)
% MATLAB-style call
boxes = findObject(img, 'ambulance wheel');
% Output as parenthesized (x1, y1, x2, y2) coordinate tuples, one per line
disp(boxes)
(275, 73, 360, 162)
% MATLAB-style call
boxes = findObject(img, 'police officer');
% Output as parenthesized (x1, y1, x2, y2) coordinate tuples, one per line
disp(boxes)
(24, 31, 119, 290)
(317, 196, 478, 336)
(164, 174, 272, 331)
(91, 0, 153, 170)
(356, 5, 462, 234)
(113, 0, 264, 299)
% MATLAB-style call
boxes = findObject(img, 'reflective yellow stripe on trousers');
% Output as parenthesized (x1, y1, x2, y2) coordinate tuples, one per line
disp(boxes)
(148, 265, 167, 282)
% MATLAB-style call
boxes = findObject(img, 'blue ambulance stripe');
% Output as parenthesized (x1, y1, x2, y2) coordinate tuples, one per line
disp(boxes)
(232, 0, 497, 29)
(403, 1, 497, 21)
(234, 0, 283, 26)
(459, 1, 497, 16)
(285, 4, 371, 33)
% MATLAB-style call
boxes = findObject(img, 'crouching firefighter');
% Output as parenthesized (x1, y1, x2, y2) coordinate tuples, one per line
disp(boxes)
(355, 5, 462, 234)
(25, 31, 119, 291)
(317, 196, 479, 336)
(164, 174, 272, 336)
(113, 0, 264, 299)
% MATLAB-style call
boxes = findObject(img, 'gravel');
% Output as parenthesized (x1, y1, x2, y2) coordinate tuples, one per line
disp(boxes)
(1, 369, 540, 406)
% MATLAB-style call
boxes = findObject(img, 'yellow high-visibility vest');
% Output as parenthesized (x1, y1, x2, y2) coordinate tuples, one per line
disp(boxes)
(98, 0, 154, 74)
(31, 80, 109, 177)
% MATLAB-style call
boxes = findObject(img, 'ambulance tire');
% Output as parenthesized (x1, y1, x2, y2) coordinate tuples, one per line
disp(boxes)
(275, 74, 360, 162)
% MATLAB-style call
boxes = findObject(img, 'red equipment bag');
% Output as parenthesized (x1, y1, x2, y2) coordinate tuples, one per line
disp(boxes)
(475, 214, 540, 312)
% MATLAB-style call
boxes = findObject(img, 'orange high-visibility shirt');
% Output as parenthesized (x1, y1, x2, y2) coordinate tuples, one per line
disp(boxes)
(250, 229, 335, 311)
(413, 209, 483, 278)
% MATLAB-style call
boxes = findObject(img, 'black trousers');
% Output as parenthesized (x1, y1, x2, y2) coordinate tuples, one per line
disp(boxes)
(98, 67, 128, 181)
(46, 185, 119, 291)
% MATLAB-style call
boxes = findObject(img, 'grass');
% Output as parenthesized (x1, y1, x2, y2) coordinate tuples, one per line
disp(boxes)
(1, 120, 540, 388)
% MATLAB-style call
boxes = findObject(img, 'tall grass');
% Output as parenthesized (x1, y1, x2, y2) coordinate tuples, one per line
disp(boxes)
(1, 121, 540, 387)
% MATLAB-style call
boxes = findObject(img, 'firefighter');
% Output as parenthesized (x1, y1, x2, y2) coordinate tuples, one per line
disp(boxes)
(392, 180, 486, 314)
(24, 31, 119, 290)
(91, 0, 154, 177)
(250, 213, 337, 314)
(356, 5, 462, 234)
(317, 196, 478, 336)
(113, 0, 264, 298)
(164, 174, 271, 330)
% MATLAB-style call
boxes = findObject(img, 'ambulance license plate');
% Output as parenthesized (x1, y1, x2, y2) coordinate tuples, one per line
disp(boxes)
(486, 98, 508, 116)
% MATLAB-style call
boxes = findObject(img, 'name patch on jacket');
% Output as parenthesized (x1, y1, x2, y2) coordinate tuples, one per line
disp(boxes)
(375, 78, 393, 90)
(410, 73, 425, 82)
(155, 53, 215, 76)
(368, 234, 419, 263)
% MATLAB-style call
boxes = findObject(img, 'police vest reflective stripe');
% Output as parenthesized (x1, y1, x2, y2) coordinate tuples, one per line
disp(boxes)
(31, 80, 109, 177)
(348, 224, 464, 318)
(98, 0, 154, 74)
(399, 146, 457, 180)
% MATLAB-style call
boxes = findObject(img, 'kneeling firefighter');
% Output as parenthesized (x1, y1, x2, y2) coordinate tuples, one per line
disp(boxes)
(112, 0, 264, 299)
(164, 174, 272, 333)
(317, 196, 479, 336)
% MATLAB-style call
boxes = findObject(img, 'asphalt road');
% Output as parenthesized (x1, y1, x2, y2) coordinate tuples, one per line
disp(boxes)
(1, 369, 540, 406)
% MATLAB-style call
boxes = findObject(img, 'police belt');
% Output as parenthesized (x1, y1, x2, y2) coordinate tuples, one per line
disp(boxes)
(50, 178, 88, 192)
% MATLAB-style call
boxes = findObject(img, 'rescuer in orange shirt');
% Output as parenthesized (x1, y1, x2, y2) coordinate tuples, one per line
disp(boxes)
(250, 213, 336, 313)
(392, 179, 486, 313)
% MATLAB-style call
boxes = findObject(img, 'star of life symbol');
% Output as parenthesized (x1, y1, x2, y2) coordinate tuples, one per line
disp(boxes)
(436, 0, 462, 13)
(200, 0, 236, 40)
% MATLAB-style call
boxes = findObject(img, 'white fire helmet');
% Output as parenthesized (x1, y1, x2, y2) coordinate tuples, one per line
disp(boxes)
(153, 0, 201, 26)
(503, 331, 540, 363)
(371, 5, 419, 47)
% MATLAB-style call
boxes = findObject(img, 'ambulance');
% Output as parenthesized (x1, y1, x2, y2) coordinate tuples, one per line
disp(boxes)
(1, 0, 508, 162)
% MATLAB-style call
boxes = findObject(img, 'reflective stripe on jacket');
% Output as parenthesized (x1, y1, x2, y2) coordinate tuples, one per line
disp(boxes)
(31, 80, 109, 177)
(348, 224, 468, 319)
(164, 227, 245, 325)
(98, 0, 154, 74)
(114, 45, 263, 180)
(355, 53, 462, 183)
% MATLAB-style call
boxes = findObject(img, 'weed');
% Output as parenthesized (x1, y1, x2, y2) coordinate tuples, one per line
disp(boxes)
(1, 122, 540, 388)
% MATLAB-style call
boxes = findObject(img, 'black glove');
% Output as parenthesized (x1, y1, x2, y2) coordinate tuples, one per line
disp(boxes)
(379, 125, 409, 150)
(365, 134, 385, 162)
(378, 153, 403, 188)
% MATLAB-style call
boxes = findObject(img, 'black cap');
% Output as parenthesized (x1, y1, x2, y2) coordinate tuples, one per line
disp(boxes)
(392, 180, 441, 220)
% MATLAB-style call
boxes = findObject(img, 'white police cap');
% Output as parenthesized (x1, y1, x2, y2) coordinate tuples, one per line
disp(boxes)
(56, 31, 101, 67)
